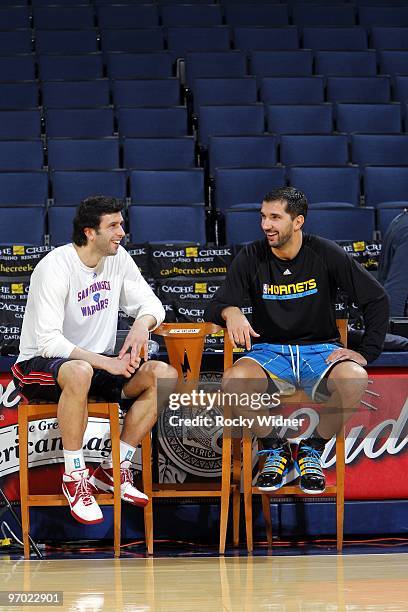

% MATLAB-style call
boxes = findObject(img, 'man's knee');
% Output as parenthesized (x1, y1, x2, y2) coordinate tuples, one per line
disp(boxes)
(328, 361, 368, 402)
(144, 360, 178, 382)
(58, 360, 93, 392)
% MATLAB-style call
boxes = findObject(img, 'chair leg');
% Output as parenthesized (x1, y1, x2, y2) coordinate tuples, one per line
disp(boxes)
(232, 437, 241, 547)
(18, 404, 30, 559)
(261, 495, 273, 547)
(219, 426, 232, 554)
(141, 433, 154, 555)
(242, 429, 253, 553)
(336, 428, 345, 552)
(109, 404, 121, 558)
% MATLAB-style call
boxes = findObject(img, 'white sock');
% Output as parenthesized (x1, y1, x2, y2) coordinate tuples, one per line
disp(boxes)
(102, 440, 136, 469)
(64, 448, 85, 475)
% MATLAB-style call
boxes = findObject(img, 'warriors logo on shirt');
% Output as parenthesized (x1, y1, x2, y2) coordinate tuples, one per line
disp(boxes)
(262, 278, 318, 300)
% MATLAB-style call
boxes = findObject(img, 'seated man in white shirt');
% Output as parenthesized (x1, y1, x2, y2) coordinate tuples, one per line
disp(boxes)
(12, 196, 177, 525)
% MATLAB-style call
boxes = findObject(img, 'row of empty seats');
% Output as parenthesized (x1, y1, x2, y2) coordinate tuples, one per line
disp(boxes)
(3, 4, 408, 29)
(1, 166, 407, 210)
(4, 26, 408, 54)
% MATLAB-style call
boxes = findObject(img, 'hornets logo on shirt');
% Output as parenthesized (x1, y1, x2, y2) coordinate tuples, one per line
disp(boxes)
(262, 278, 318, 300)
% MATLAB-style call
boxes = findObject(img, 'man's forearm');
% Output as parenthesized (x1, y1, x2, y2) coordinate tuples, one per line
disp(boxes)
(69, 346, 111, 370)
(221, 306, 243, 322)
(133, 314, 157, 331)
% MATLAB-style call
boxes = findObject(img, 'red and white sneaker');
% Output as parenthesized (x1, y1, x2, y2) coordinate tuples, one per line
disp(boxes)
(62, 468, 104, 525)
(89, 462, 149, 508)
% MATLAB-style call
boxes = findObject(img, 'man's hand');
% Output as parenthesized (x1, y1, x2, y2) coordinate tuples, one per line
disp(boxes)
(104, 354, 137, 378)
(326, 347, 367, 366)
(223, 306, 260, 350)
(118, 318, 150, 367)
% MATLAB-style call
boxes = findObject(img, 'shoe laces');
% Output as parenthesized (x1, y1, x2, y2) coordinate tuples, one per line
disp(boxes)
(299, 445, 323, 473)
(258, 448, 286, 470)
(121, 466, 133, 485)
(75, 475, 95, 507)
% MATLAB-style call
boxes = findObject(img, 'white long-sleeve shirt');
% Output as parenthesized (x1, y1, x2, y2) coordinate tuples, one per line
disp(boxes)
(17, 244, 165, 362)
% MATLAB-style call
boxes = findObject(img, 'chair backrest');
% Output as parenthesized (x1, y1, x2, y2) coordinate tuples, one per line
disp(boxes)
(38, 53, 104, 80)
(35, 29, 99, 53)
(185, 50, 247, 87)
(371, 27, 408, 50)
(33, 5, 94, 29)
(224, 3, 289, 26)
(266, 104, 333, 135)
(198, 104, 265, 147)
(112, 79, 180, 107)
(208, 134, 277, 176)
(45, 108, 114, 138)
(130, 169, 204, 205)
(167, 26, 230, 54)
(336, 103, 401, 134)
(326, 76, 391, 103)
(351, 134, 408, 166)
(0, 30, 32, 54)
(192, 77, 257, 108)
(42, 80, 110, 108)
(250, 50, 313, 79)
(0, 6, 30, 29)
(96, 4, 159, 28)
(48, 206, 76, 246)
(378, 50, 408, 76)
(106, 52, 173, 79)
(161, 4, 223, 26)
(214, 167, 286, 212)
(364, 166, 408, 207)
(0, 207, 44, 245)
(0, 82, 38, 110)
(117, 107, 187, 138)
(0, 109, 41, 139)
(304, 207, 375, 241)
(123, 137, 195, 169)
(288, 166, 360, 207)
(358, 6, 408, 27)
(0, 171, 48, 206)
(225, 207, 264, 245)
(394, 76, 408, 103)
(292, 5, 356, 26)
(260, 76, 324, 104)
(51, 170, 126, 206)
(302, 26, 367, 50)
(281, 135, 349, 167)
(0, 54, 35, 81)
(315, 50, 377, 76)
(100, 28, 164, 53)
(377, 207, 408, 237)
(128, 205, 206, 243)
(233, 26, 299, 51)
(0, 140, 44, 171)
(47, 138, 119, 170)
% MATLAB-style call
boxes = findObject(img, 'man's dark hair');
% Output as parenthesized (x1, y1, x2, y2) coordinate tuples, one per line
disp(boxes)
(72, 196, 124, 246)
(263, 187, 308, 220)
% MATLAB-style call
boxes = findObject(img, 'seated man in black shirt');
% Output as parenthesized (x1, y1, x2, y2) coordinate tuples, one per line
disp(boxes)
(205, 187, 389, 493)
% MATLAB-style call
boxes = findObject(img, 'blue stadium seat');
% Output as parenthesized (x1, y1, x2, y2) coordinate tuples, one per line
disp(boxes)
(161, 4, 222, 26)
(0, 171, 48, 206)
(225, 207, 264, 244)
(326, 76, 391, 103)
(214, 167, 286, 212)
(45, 108, 114, 138)
(32, 0, 90, 4)
(123, 137, 195, 169)
(394, 76, 408, 103)
(233, 26, 299, 51)
(0, 140, 44, 171)
(292, 5, 356, 26)
(358, 6, 408, 27)
(38, 53, 104, 81)
(51, 170, 127, 206)
(302, 26, 367, 50)
(33, 6, 95, 29)
(224, 4, 289, 26)
(42, 80, 110, 108)
(314, 50, 377, 76)
(288, 166, 360, 207)
(185, 51, 247, 88)
(0, 6, 30, 29)
(266, 104, 333, 136)
(378, 51, 408, 77)
(97, 4, 159, 28)
(364, 166, 408, 207)
(0, 83, 38, 110)
(130, 169, 204, 205)
(167, 26, 230, 55)
(192, 77, 257, 108)
(208, 135, 277, 176)
(117, 107, 187, 137)
(198, 104, 265, 147)
(351, 134, 408, 166)
(128, 205, 206, 244)
(0, 208, 44, 245)
(100, 28, 164, 53)
(48, 206, 75, 246)
(35, 30, 99, 54)
(47, 138, 119, 170)
(371, 27, 408, 50)
(280, 135, 349, 166)
(112, 79, 180, 107)
(0, 110, 41, 139)
(0, 30, 32, 54)
(0, 55, 35, 81)
(377, 207, 408, 237)
(336, 103, 401, 134)
(250, 50, 313, 79)
(106, 52, 173, 79)
(304, 208, 375, 241)
(260, 76, 324, 104)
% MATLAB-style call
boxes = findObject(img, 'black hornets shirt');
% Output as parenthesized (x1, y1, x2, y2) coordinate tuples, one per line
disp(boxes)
(204, 235, 389, 362)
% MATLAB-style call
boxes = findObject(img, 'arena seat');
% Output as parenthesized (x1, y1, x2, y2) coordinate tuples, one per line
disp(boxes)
(364, 166, 408, 208)
(185, 51, 247, 88)
(0, 140, 44, 171)
(161, 4, 223, 26)
(197, 104, 265, 147)
(112, 79, 180, 107)
(38, 53, 104, 81)
(302, 26, 367, 50)
(96, 4, 159, 28)
(335, 103, 402, 134)
(260, 76, 324, 105)
(0, 171, 48, 207)
(280, 135, 349, 167)
(214, 167, 286, 212)
(123, 137, 195, 170)
(208, 135, 277, 176)
(0, 55, 35, 81)
(100, 28, 164, 53)
(130, 169, 204, 205)
(292, 4, 356, 26)
(166, 26, 230, 55)
(0, 109, 41, 139)
(233, 26, 299, 51)
(191, 77, 257, 108)
(47, 138, 119, 171)
(304, 207, 375, 241)
(250, 50, 313, 80)
(314, 50, 377, 76)
(117, 107, 188, 138)
(35, 29, 99, 53)
(266, 104, 333, 136)
(42, 80, 110, 109)
(33, 5, 95, 29)
(45, 108, 114, 138)
(326, 76, 391, 103)
(106, 52, 173, 79)
(0, 82, 38, 110)
(51, 170, 127, 206)
(351, 134, 408, 166)
(0, 207, 45, 245)
(128, 205, 206, 243)
(224, 3, 289, 26)
(288, 166, 360, 207)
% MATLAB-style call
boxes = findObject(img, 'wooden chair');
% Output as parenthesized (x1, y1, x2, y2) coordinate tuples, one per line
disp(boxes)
(234, 319, 348, 553)
(18, 400, 122, 558)
(141, 322, 240, 554)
